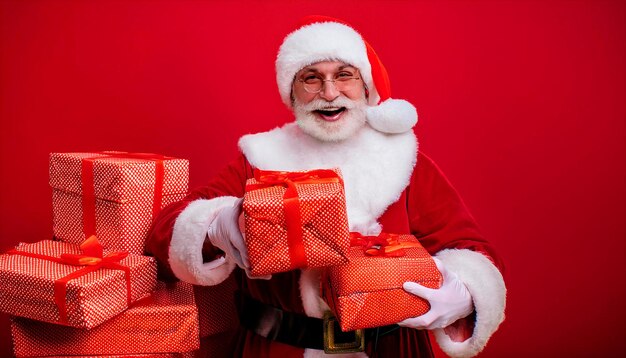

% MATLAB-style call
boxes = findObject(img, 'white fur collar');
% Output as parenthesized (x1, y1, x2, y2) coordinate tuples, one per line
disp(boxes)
(239, 123, 417, 235)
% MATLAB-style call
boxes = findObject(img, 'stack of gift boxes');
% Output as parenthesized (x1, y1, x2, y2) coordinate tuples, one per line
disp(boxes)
(0, 151, 205, 357)
(1, 153, 444, 356)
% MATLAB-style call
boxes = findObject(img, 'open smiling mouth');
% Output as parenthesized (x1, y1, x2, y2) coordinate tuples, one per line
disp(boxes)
(314, 107, 346, 121)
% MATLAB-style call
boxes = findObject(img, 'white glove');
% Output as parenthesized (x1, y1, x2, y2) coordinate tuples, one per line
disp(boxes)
(206, 199, 250, 271)
(206, 199, 271, 280)
(398, 257, 473, 330)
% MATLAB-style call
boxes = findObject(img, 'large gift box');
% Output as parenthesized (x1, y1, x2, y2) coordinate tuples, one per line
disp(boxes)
(322, 233, 443, 331)
(49, 151, 189, 254)
(10, 281, 199, 357)
(243, 169, 350, 276)
(0, 238, 156, 329)
(193, 274, 239, 337)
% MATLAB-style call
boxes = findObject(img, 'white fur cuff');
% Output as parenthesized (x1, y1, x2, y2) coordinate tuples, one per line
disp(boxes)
(169, 197, 239, 286)
(433, 249, 506, 358)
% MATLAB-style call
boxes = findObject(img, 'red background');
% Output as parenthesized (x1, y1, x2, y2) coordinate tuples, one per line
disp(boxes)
(1, 0, 624, 357)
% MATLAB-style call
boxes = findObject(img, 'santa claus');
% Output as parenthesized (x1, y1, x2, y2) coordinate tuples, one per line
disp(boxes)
(146, 16, 506, 358)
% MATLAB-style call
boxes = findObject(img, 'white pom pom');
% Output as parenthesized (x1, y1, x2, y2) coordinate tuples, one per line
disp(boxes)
(366, 99, 418, 134)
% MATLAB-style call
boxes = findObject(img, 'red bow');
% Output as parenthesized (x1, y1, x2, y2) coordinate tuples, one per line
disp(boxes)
(60, 234, 128, 265)
(8, 236, 131, 324)
(249, 169, 343, 193)
(350, 232, 420, 257)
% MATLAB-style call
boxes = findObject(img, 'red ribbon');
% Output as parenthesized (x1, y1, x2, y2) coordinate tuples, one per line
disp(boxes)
(7, 236, 131, 324)
(81, 152, 170, 239)
(350, 232, 420, 257)
(246, 169, 343, 269)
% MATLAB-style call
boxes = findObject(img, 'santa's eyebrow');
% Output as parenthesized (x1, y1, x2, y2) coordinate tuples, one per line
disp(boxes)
(298, 64, 358, 75)
(295, 69, 320, 79)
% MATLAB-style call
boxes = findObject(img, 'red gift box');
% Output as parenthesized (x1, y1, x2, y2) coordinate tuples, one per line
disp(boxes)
(243, 169, 350, 276)
(322, 234, 443, 331)
(0, 238, 156, 329)
(49, 151, 189, 254)
(39, 354, 194, 358)
(193, 274, 239, 337)
(10, 281, 199, 357)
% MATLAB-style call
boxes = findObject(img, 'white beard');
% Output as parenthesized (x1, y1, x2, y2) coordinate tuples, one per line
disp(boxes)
(293, 96, 368, 142)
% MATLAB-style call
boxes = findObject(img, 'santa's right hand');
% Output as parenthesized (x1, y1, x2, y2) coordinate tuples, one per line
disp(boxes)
(207, 199, 250, 270)
(206, 200, 271, 280)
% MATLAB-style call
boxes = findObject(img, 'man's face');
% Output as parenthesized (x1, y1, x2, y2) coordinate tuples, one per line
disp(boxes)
(292, 60, 368, 142)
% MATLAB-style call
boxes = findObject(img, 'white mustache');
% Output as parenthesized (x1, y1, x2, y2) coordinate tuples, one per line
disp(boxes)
(299, 97, 356, 112)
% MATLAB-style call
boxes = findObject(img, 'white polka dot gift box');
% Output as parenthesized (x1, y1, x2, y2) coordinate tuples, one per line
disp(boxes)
(243, 168, 351, 277)
(10, 281, 199, 357)
(0, 238, 157, 329)
(193, 274, 238, 338)
(49, 151, 189, 255)
(321, 233, 443, 332)
(31, 353, 194, 358)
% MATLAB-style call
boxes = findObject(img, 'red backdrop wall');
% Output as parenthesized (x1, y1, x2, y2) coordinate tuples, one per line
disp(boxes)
(1, 1, 624, 357)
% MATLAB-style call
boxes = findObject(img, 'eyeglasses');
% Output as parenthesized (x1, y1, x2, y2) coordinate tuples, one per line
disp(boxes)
(297, 75, 362, 94)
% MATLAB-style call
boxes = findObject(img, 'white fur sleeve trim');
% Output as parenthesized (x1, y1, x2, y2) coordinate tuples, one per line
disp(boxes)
(169, 197, 239, 286)
(433, 249, 506, 358)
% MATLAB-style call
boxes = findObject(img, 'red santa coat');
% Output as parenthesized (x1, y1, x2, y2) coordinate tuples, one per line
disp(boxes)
(146, 124, 506, 358)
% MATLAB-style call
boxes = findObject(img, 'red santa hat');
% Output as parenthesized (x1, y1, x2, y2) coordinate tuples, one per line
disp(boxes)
(276, 15, 418, 134)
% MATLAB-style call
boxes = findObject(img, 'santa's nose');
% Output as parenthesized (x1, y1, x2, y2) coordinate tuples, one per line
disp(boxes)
(318, 80, 340, 102)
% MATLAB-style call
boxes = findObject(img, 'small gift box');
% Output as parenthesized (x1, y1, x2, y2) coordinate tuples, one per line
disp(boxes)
(243, 169, 350, 276)
(10, 281, 199, 357)
(49, 151, 189, 254)
(322, 233, 443, 331)
(0, 237, 156, 329)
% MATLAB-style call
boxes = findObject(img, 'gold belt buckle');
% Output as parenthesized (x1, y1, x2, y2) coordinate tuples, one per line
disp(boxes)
(323, 311, 365, 354)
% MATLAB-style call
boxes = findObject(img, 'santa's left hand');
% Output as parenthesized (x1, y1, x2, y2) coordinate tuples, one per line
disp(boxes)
(398, 258, 473, 330)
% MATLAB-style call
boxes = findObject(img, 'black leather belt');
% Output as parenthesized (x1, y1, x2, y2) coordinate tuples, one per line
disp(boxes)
(237, 293, 399, 353)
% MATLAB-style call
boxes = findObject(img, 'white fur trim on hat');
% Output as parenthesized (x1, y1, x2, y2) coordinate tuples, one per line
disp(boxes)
(276, 21, 376, 108)
(433, 249, 507, 358)
(169, 197, 238, 286)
